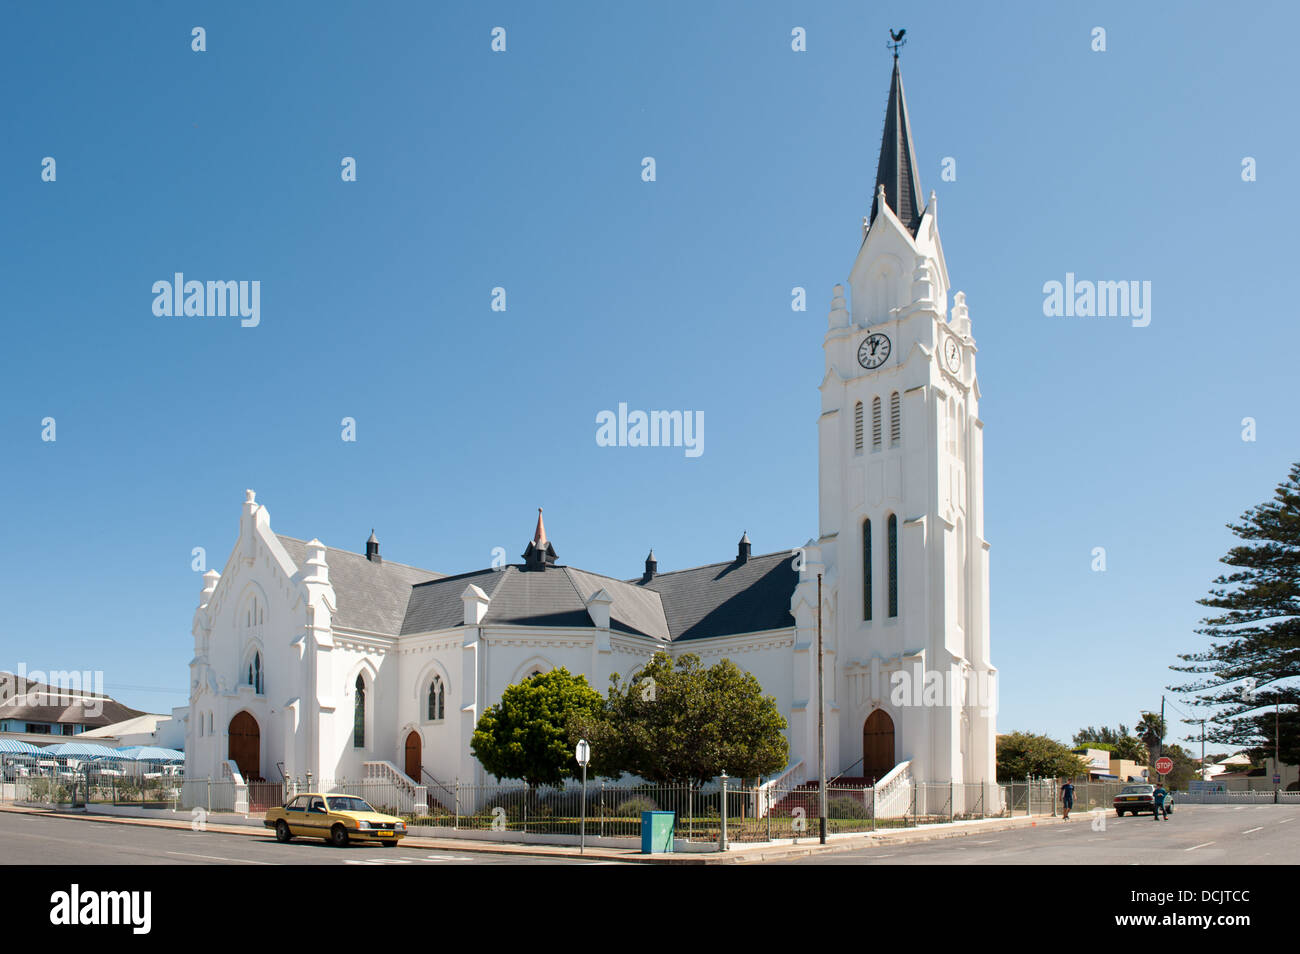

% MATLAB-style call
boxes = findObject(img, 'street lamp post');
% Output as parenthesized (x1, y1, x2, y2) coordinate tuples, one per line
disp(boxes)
(575, 739, 591, 854)
(817, 572, 827, 845)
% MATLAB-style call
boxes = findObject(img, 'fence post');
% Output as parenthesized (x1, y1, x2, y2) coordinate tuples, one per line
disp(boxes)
(950, 780, 955, 822)
(599, 781, 605, 838)
(719, 774, 729, 852)
(454, 778, 460, 830)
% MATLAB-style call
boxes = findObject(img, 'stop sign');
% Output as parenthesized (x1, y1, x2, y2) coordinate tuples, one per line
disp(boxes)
(1155, 757, 1174, 775)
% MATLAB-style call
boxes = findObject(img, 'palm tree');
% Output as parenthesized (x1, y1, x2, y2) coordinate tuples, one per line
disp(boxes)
(1137, 713, 1167, 767)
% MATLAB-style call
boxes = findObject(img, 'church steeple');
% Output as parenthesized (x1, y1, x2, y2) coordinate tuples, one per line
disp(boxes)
(522, 508, 558, 569)
(868, 52, 923, 236)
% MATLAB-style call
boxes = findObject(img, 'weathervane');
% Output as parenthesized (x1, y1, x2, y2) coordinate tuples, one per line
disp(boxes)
(887, 28, 906, 58)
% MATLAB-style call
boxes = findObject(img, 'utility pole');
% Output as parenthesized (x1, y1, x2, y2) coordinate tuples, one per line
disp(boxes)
(1199, 720, 1206, 781)
(817, 572, 827, 845)
(1159, 696, 1165, 761)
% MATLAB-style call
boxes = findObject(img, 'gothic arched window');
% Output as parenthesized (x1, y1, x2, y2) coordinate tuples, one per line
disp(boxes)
(353, 675, 366, 748)
(854, 401, 864, 455)
(247, 652, 263, 694)
(890, 392, 901, 446)
(872, 396, 882, 449)
(862, 519, 873, 621)
(427, 676, 445, 722)
(887, 514, 899, 618)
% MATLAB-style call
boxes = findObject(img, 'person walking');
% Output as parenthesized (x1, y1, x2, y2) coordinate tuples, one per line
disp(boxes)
(1061, 779, 1075, 820)
(1152, 783, 1168, 821)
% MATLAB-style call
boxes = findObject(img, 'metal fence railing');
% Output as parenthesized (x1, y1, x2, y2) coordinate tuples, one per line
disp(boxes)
(12, 758, 1289, 847)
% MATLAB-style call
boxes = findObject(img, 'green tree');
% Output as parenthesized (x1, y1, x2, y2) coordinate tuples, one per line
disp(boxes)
(1171, 462, 1300, 760)
(1160, 743, 1199, 791)
(1136, 712, 1167, 765)
(470, 668, 604, 788)
(575, 652, 789, 786)
(1072, 724, 1148, 763)
(996, 731, 1091, 782)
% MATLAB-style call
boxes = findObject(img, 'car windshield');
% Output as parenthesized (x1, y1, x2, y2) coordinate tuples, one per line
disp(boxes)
(326, 796, 375, 813)
(1120, 785, 1153, 794)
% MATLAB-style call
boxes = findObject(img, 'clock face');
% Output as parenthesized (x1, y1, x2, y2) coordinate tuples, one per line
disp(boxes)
(944, 337, 961, 373)
(857, 333, 891, 370)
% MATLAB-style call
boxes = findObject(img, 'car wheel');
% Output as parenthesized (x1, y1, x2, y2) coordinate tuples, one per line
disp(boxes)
(382, 840, 398, 848)
(330, 824, 349, 847)
(1115, 809, 1123, 817)
(275, 820, 292, 843)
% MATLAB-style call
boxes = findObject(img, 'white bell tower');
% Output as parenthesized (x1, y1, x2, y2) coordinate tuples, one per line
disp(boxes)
(814, 52, 996, 787)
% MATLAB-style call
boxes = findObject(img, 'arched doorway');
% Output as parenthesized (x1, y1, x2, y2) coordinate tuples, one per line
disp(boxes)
(863, 709, 895, 783)
(228, 711, 260, 780)
(404, 731, 422, 782)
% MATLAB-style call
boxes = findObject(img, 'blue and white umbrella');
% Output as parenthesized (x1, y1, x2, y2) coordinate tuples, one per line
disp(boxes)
(41, 741, 123, 759)
(0, 739, 41, 755)
(115, 746, 184, 763)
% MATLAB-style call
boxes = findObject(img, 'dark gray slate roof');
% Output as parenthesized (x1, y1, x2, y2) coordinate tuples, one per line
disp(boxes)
(869, 56, 923, 236)
(276, 535, 443, 634)
(401, 566, 671, 641)
(630, 550, 799, 642)
(280, 533, 798, 643)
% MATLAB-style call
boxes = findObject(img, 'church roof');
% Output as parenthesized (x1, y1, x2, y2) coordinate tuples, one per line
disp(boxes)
(868, 55, 924, 236)
(396, 551, 797, 643)
(275, 531, 797, 643)
(630, 549, 797, 641)
(276, 535, 443, 634)
(401, 565, 672, 641)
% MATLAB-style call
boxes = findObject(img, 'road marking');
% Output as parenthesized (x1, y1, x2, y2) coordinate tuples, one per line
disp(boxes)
(1185, 841, 1215, 851)
(1277, 817, 1294, 824)
(165, 850, 273, 865)
(973, 840, 997, 845)
(1242, 827, 1263, 834)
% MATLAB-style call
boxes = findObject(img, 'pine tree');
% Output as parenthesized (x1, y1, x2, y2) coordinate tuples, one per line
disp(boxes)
(1171, 461, 1300, 755)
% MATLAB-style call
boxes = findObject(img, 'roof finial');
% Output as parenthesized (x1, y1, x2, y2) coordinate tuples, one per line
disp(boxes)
(533, 507, 547, 547)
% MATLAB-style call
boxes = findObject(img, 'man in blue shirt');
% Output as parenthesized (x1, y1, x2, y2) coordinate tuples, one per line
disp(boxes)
(1153, 783, 1169, 821)
(1060, 779, 1075, 820)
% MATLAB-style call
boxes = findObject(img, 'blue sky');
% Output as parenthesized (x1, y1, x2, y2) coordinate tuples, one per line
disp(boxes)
(2, 0, 1296, 751)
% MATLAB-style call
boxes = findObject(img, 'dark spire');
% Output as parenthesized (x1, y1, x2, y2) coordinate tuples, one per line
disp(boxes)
(868, 52, 923, 236)
(522, 508, 557, 570)
(643, 548, 657, 582)
(737, 531, 751, 564)
(365, 529, 381, 564)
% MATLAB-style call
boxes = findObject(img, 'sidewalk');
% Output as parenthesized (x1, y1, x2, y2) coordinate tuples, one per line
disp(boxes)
(0, 802, 1086, 863)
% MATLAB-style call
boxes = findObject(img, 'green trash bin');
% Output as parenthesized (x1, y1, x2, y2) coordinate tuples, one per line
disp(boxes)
(641, 810, 675, 853)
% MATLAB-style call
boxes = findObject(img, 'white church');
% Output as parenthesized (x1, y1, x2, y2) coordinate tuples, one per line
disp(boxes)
(184, 55, 997, 797)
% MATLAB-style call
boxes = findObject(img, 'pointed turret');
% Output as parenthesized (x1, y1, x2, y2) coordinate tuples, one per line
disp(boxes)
(522, 508, 558, 569)
(868, 54, 923, 236)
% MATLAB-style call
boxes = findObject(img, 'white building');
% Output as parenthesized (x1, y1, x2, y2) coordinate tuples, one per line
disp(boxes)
(185, 54, 996, 793)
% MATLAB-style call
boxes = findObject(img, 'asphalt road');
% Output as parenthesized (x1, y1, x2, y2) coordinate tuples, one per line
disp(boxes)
(771, 803, 1300, 864)
(8, 803, 1298, 865)
(0, 812, 606, 865)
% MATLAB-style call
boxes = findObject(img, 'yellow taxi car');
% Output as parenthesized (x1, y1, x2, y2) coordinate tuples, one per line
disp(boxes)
(264, 792, 407, 847)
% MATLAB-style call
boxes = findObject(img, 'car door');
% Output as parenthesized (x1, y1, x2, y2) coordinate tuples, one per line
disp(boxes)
(284, 795, 309, 836)
(307, 796, 330, 837)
